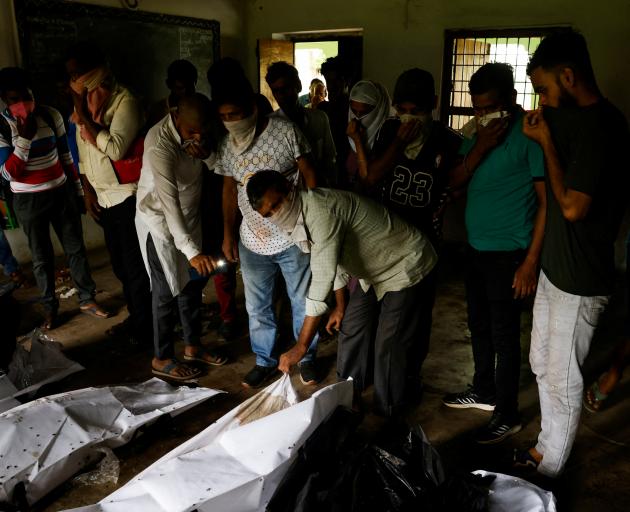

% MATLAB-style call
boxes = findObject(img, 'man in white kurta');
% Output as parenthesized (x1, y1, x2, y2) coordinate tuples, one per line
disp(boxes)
(136, 94, 226, 381)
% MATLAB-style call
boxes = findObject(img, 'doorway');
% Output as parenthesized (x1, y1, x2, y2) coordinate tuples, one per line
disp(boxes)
(257, 30, 363, 111)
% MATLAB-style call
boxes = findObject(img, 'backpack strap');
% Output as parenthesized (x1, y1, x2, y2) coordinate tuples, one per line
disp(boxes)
(0, 114, 12, 146)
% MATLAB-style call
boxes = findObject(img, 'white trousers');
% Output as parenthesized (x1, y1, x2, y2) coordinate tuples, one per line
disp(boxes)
(529, 271, 609, 477)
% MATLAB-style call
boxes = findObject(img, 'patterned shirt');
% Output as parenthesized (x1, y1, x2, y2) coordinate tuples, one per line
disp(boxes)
(300, 188, 438, 316)
(215, 116, 311, 256)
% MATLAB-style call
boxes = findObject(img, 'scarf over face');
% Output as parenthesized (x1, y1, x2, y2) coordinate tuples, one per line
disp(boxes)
(70, 66, 112, 146)
(347, 80, 393, 153)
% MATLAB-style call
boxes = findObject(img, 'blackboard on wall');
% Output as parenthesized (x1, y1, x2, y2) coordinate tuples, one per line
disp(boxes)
(14, 0, 220, 116)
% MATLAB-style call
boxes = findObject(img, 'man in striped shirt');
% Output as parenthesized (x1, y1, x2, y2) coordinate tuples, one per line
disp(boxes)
(0, 67, 107, 328)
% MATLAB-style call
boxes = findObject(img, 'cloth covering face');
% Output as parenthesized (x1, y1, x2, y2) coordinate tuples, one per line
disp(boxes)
(347, 80, 393, 153)
(223, 108, 258, 155)
(70, 67, 113, 145)
(398, 113, 433, 160)
(268, 188, 310, 253)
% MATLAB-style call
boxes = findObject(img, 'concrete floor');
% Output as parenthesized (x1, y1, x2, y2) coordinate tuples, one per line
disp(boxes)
(7, 244, 630, 512)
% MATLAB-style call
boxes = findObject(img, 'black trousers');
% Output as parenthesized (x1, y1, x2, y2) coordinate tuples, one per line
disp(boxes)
(466, 246, 525, 420)
(99, 196, 152, 344)
(12, 182, 95, 312)
(337, 277, 433, 416)
(146, 234, 206, 360)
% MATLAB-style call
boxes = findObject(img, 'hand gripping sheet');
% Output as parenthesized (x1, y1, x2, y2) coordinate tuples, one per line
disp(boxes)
(0, 378, 222, 506)
(66, 375, 353, 512)
(473, 470, 557, 512)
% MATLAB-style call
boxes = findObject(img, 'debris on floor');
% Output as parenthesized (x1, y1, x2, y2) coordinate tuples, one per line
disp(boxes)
(66, 375, 353, 512)
(0, 378, 222, 507)
(56, 286, 79, 299)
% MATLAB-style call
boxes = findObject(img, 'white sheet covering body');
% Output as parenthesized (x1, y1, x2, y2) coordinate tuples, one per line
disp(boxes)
(0, 378, 222, 505)
(67, 375, 353, 512)
(473, 470, 557, 512)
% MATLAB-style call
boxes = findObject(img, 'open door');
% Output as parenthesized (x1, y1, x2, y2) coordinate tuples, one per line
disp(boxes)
(258, 39, 294, 111)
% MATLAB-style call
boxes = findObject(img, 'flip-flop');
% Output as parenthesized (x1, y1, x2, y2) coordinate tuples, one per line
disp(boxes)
(583, 381, 609, 413)
(152, 360, 201, 381)
(80, 303, 111, 319)
(184, 348, 228, 366)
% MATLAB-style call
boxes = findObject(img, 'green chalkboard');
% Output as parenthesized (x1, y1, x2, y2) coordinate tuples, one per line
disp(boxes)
(14, 0, 220, 115)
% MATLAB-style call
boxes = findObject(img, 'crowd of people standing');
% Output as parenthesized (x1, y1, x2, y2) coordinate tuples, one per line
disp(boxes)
(0, 29, 627, 481)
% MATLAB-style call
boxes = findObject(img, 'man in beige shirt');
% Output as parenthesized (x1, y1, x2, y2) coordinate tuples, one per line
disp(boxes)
(246, 170, 437, 416)
(66, 43, 151, 344)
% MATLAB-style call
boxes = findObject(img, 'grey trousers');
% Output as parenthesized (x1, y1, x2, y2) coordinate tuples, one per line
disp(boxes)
(146, 234, 206, 360)
(12, 183, 96, 312)
(530, 271, 609, 477)
(337, 278, 431, 416)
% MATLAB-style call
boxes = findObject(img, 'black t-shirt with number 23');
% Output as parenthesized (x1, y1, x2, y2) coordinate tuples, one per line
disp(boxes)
(373, 119, 462, 246)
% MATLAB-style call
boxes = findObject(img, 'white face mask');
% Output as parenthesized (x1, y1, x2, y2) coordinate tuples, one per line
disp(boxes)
(181, 139, 200, 150)
(398, 113, 433, 160)
(478, 110, 510, 127)
(223, 110, 258, 155)
(398, 113, 432, 125)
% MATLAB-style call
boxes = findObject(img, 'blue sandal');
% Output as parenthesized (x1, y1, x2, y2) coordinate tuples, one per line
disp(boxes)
(152, 360, 201, 381)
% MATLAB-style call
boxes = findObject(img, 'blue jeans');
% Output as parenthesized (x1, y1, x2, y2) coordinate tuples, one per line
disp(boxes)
(239, 242, 318, 367)
(0, 229, 19, 276)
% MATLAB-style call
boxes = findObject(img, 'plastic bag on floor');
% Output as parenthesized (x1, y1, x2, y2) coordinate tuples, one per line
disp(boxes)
(473, 471, 557, 512)
(6, 328, 84, 396)
(66, 375, 354, 512)
(267, 406, 363, 511)
(270, 417, 493, 512)
(0, 373, 20, 413)
(0, 378, 222, 507)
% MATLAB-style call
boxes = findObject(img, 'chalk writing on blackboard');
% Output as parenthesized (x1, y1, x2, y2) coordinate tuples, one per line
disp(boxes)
(179, 27, 214, 82)
(25, 17, 78, 72)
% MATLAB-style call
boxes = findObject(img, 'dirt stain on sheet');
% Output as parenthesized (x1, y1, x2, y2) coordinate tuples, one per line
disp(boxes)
(235, 393, 290, 426)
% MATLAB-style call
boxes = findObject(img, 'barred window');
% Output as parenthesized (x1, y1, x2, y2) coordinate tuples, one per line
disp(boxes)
(440, 28, 567, 130)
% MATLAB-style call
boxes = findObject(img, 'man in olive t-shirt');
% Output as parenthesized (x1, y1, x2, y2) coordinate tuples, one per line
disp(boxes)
(521, 30, 628, 478)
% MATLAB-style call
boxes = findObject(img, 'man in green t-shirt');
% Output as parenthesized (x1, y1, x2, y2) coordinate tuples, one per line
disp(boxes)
(517, 30, 628, 478)
(443, 63, 547, 445)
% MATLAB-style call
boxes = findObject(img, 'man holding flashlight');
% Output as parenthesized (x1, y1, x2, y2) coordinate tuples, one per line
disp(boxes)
(136, 93, 227, 381)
